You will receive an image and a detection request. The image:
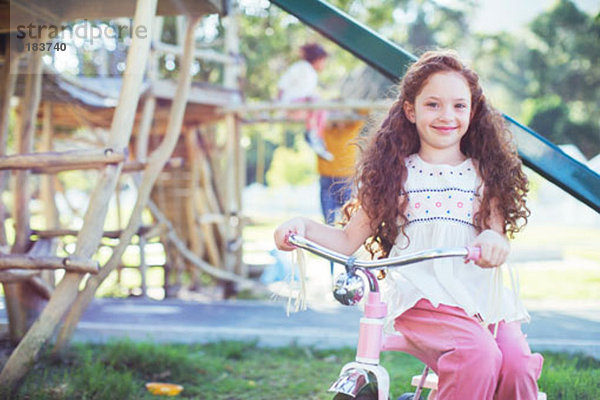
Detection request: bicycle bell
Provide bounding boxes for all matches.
[332,271,365,306]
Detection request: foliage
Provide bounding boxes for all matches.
[328,0,475,53]
[9,340,600,399]
[243,125,280,184]
[265,133,317,187]
[472,0,599,158]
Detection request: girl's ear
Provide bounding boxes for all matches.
[403,101,416,123]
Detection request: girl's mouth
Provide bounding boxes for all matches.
[433,126,457,133]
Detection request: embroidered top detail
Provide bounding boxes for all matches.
[381,153,530,334]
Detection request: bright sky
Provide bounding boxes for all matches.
[471,0,599,33]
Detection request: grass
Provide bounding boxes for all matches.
[4,340,600,400]
[518,265,600,301]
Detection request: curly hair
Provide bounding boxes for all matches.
[344,50,530,259]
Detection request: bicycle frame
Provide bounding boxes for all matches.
[287,234,480,399]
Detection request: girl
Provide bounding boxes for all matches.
[277,43,333,161]
[274,50,543,399]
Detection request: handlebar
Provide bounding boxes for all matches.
[287,234,480,270]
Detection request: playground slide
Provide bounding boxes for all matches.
[270,0,600,213]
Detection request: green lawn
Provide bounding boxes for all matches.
[519,265,600,300]
[5,340,600,400]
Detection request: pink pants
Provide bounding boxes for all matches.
[394,299,543,400]
[288,97,328,138]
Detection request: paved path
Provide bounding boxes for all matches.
[2,297,597,358]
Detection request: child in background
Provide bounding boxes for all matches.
[278,43,333,161]
[274,50,543,399]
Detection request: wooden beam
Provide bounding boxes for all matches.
[9,1,62,29]
[241,112,367,125]
[0,38,19,247]
[135,42,157,163]
[223,112,243,286]
[0,148,126,171]
[5,48,44,344]
[31,226,152,239]
[0,270,38,283]
[0,255,99,274]
[138,235,148,297]
[153,41,238,65]
[222,99,391,113]
[184,127,203,289]
[141,222,168,240]
[39,102,59,287]
[121,157,184,172]
[135,95,156,163]
[61,0,221,20]
[29,276,53,300]
[151,79,240,106]
[196,213,226,224]
[13,50,43,253]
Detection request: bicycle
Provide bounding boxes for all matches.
[286,234,547,400]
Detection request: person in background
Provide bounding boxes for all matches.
[278,43,332,161]
[318,119,363,224]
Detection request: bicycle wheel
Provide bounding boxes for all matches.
[332,382,378,400]
[333,391,377,400]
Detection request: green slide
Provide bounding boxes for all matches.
[270,0,600,213]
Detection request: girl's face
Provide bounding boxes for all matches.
[403,71,472,159]
[312,57,327,72]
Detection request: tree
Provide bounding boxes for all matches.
[472,0,600,158]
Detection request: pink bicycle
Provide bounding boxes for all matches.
[287,234,547,400]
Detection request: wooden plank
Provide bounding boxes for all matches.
[223,99,391,113]
[5,0,222,28]
[0,38,19,247]
[195,187,222,268]
[39,102,58,287]
[13,50,43,253]
[152,79,241,106]
[5,49,44,344]
[0,270,38,283]
[153,41,237,65]
[0,255,99,274]
[31,227,152,239]
[0,148,126,171]
[136,95,156,163]
[184,128,203,288]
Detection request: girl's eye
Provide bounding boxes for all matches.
[425,102,438,108]
[455,103,468,109]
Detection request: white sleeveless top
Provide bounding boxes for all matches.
[381,154,530,332]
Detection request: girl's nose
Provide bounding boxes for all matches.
[439,105,454,120]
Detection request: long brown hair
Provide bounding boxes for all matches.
[345,50,530,258]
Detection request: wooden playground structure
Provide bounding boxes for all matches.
[0,0,395,388]
[0,0,251,388]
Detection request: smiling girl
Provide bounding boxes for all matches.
[274,50,543,399]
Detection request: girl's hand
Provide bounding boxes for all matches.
[274,217,307,251]
[470,229,510,268]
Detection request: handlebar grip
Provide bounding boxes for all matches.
[465,247,481,262]
[284,232,297,247]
